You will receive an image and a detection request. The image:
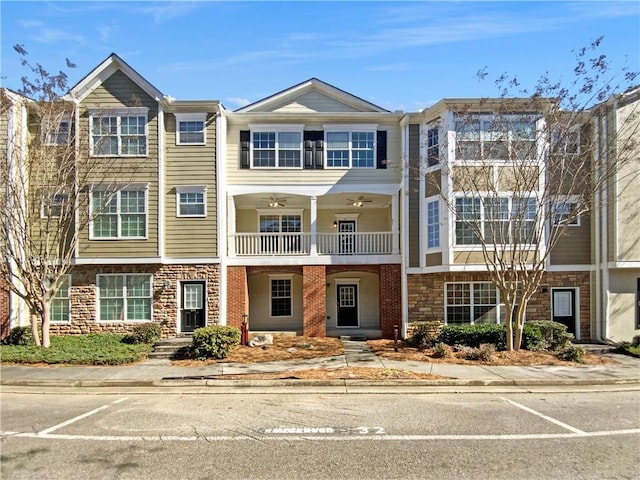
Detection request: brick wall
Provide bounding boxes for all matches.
[303,265,326,337]
[48,263,220,338]
[407,271,592,341]
[379,264,402,337]
[226,266,248,329]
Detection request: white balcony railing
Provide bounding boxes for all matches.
[233,232,394,256]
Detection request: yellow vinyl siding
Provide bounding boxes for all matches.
[77,70,159,258]
[248,273,304,332]
[226,122,402,185]
[164,112,218,258]
[269,91,363,113]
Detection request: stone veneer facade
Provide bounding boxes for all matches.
[48,264,220,338]
[407,271,591,341]
[0,279,10,339]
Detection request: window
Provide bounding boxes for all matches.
[50,275,71,323]
[97,274,152,322]
[446,282,501,324]
[552,198,580,226]
[270,277,292,317]
[426,199,440,248]
[176,114,206,145]
[41,191,69,218]
[42,115,70,145]
[455,196,537,246]
[252,130,302,168]
[176,186,206,217]
[90,186,147,239]
[427,127,439,166]
[552,127,580,155]
[326,130,375,168]
[455,116,537,161]
[259,212,302,254]
[90,109,147,156]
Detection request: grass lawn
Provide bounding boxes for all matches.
[0,333,153,365]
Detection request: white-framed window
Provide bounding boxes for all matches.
[455,196,537,246]
[90,108,148,156]
[445,282,502,324]
[552,197,580,226]
[426,199,440,248]
[258,210,303,254]
[176,185,207,217]
[250,125,302,168]
[325,126,376,168]
[552,126,580,156]
[175,113,206,145]
[41,191,69,218]
[97,274,152,322]
[50,275,71,323]
[427,126,439,166]
[42,115,70,145]
[90,184,148,239]
[270,275,292,317]
[454,115,537,161]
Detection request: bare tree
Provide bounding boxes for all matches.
[422,38,639,350]
[0,45,144,347]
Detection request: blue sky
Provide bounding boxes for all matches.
[1,1,638,111]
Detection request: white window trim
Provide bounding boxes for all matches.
[175,113,207,146]
[50,274,71,324]
[89,107,149,157]
[96,273,154,323]
[176,185,207,218]
[257,209,304,232]
[42,114,70,146]
[249,124,304,170]
[426,197,441,251]
[324,124,378,170]
[551,195,581,227]
[40,190,69,219]
[269,274,294,319]
[89,183,149,240]
[444,281,504,325]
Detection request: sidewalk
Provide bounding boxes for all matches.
[1,342,638,390]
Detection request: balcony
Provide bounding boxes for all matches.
[233,232,395,256]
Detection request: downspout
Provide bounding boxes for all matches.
[217,107,227,325]
[73,99,81,261]
[602,112,611,341]
[400,116,409,338]
[6,99,16,329]
[157,100,165,260]
[594,115,602,341]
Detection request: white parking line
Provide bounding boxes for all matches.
[37,397,129,436]
[502,397,586,435]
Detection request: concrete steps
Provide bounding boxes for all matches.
[149,335,192,359]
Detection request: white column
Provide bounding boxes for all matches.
[392,193,399,254]
[310,195,317,255]
[227,195,236,256]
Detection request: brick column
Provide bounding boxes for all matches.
[226,266,248,329]
[0,279,10,339]
[303,265,326,337]
[380,264,402,338]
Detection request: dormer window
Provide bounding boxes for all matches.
[175,113,206,145]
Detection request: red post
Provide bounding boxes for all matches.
[241,314,249,346]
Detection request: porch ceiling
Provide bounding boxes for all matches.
[234,192,391,209]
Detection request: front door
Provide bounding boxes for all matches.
[337,284,358,327]
[181,281,206,333]
[338,220,356,254]
[552,289,576,335]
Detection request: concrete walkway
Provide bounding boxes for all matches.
[1,342,638,390]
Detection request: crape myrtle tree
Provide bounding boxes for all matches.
[422,38,639,351]
[0,45,144,347]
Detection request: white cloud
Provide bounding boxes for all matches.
[32,28,86,45]
[226,97,251,108]
[18,20,44,28]
[135,1,202,24]
[97,25,113,43]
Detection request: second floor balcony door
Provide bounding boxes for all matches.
[338,220,356,254]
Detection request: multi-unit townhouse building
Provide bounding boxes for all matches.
[1,54,638,343]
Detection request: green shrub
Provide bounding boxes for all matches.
[631,335,640,347]
[407,321,442,348]
[192,325,241,359]
[3,326,34,346]
[432,342,452,358]
[122,322,162,344]
[436,323,506,350]
[557,344,585,363]
[525,321,573,351]
[522,323,547,351]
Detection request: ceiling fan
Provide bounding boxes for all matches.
[260,196,288,208]
[346,196,372,207]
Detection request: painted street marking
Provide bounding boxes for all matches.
[259,426,386,435]
[1,429,638,443]
[502,398,586,435]
[37,397,129,436]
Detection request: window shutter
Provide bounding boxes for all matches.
[240,130,250,169]
[303,131,324,169]
[376,130,387,169]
